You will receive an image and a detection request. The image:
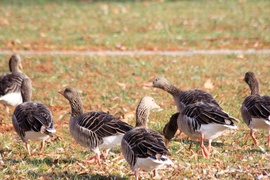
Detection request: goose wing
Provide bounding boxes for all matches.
[0,73,24,96]
[241,94,270,125]
[77,111,132,139]
[179,89,221,109]
[182,102,238,131]
[12,102,55,137]
[123,128,170,159]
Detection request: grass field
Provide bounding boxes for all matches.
[1,0,270,179]
[0,0,269,51]
[1,54,270,179]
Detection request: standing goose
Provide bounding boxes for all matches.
[121,96,173,180]
[241,72,270,151]
[59,87,133,165]
[144,77,222,148]
[12,78,56,155]
[167,102,238,158]
[144,77,221,112]
[0,54,28,114]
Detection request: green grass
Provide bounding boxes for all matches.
[0,0,269,50]
[1,54,270,179]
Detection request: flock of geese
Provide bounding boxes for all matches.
[1,54,270,179]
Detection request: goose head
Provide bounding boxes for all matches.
[244,71,260,95]
[59,87,84,117]
[163,112,179,146]
[144,77,171,90]
[9,54,23,73]
[135,96,161,128]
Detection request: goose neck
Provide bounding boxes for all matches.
[135,104,150,128]
[69,98,84,117]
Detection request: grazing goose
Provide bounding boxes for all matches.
[173,102,238,158]
[241,71,270,151]
[59,87,133,165]
[163,112,180,145]
[0,54,28,114]
[121,96,172,180]
[12,78,56,155]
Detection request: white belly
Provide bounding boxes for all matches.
[99,134,124,150]
[200,123,237,139]
[250,118,270,130]
[0,92,22,106]
[25,131,49,141]
[135,156,173,171]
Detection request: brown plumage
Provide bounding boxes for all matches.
[121,96,172,180]
[59,87,133,165]
[12,78,56,155]
[241,71,270,152]
[0,54,30,114]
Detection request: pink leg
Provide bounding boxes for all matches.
[178,131,183,138]
[188,141,193,151]
[25,142,31,156]
[153,169,160,178]
[39,141,45,153]
[84,153,101,165]
[208,139,212,152]
[200,132,209,158]
[250,129,265,152]
[268,129,270,147]
[100,149,110,159]
[134,170,139,180]
[250,129,258,145]
[5,106,10,114]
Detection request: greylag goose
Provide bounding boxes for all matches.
[164,101,238,158]
[0,54,28,114]
[144,77,222,148]
[121,96,172,180]
[144,77,221,112]
[12,78,56,155]
[241,71,270,151]
[59,87,133,165]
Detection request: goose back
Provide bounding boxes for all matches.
[0,54,30,106]
[70,110,132,150]
[178,102,238,139]
[121,96,172,174]
[241,94,270,129]
[12,102,56,142]
[121,127,171,171]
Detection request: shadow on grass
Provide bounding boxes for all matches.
[27,171,128,180]
[26,157,79,166]
[4,157,79,166]
[171,138,225,148]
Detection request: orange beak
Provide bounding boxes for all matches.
[143,81,154,87]
[19,63,23,70]
[58,90,64,96]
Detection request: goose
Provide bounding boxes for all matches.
[164,101,238,158]
[144,77,221,112]
[0,54,28,114]
[59,87,133,165]
[121,96,173,180]
[241,71,270,152]
[144,77,222,148]
[12,78,56,155]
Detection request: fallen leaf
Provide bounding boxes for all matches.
[204,79,214,90]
